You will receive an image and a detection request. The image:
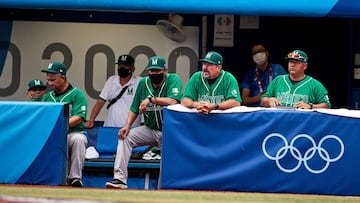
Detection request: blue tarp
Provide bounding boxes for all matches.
[161,106,360,196]
[0,0,360,18]
[0,101,68,185]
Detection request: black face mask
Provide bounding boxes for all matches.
[118,68,132,78]
[149,73,164,85]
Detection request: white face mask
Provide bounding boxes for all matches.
[253,52,267,65]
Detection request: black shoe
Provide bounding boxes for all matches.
[130,151,143,160]
[150,146,161,154]
[69,178,83,187]
[105,179,128,189]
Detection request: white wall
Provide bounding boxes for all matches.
[0,21,199,121]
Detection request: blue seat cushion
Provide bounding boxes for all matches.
[96,127,119,158]
[96,127,151,158]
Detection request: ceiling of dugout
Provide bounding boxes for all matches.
[0,0,360,18]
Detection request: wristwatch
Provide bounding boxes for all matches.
[309,103,313,109]
[215,104,219,110]
[147,95,152,103]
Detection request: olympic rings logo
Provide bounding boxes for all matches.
[262,133,344,174]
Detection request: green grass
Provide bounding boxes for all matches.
[0,185,359,203]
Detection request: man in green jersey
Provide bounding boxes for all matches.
[27,79,47,101]
[260,50,331,109]
[41,62,88,187]
[181,51,241,114]
[105,56,182,189]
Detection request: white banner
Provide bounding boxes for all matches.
[0,21,199,121]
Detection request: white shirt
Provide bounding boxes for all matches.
[99,75,141,127]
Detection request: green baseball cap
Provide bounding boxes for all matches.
[199,51,223,65]
[41,62,67,75]
[285,50,308,63]
[28,79,46,91]
[146,56,166,70]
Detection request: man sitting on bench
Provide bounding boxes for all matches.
[105,56,183,189]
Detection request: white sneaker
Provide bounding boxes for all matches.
[142,151,161,160]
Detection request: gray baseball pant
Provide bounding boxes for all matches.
[113,126,162,185]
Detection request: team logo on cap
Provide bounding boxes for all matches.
[151,58,159,66]
[33,79,42,86]
[120,55,128,62]
[205,52,213,59]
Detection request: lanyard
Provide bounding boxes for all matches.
[255,64,272,92]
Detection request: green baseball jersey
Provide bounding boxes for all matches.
[130,73,182,130]
[42,84,88,132]
[183,70,241,103]
[262,75,331,107]
[31,98,42,101]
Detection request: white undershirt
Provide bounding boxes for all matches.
[99,75,141,127]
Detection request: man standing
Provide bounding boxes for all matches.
[41,61,88,187]
[181,51,241,113]
[105,56,182,189]
[240,43,286,106]
[85,54,141,128]
[260,50,331,109]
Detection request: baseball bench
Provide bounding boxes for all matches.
[83,124,160,189]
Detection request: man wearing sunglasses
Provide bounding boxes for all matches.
[260,50,331,109]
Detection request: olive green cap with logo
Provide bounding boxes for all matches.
[285,50,308,63]
[146,56,166,70]
[28,79,46,91]
[41,61,67,75]
[199,51,223,65]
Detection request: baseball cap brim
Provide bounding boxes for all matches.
[41,69,59,74]
[28,86,46,91]
[285,57,306,62]
[199,58,217,64]
[146,66,165,70]
[116,61,134,65]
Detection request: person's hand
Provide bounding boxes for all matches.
[294,101,311,109]
[268,97,280,107]
[85,120,94,128]
[139,98,151,113]
[118,126,130,140]
[26,91,32,100]
[196,105,208,114]
[196,101,213,114]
